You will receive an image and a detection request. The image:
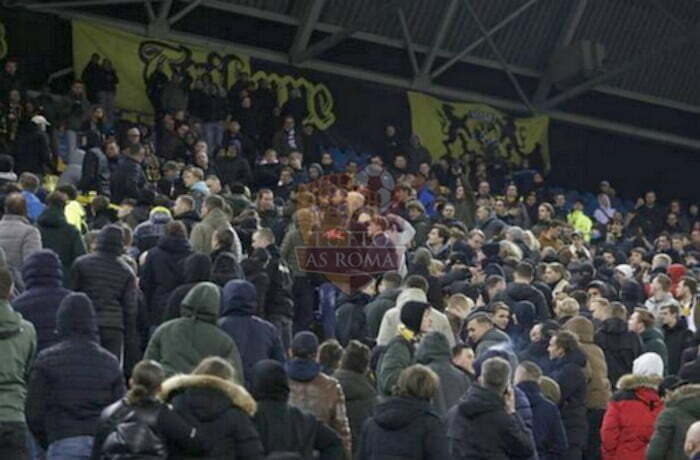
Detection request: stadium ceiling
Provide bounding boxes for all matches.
[9,0,700,150]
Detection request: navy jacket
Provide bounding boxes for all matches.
[547,349,588,448]
[25,293,126,448]
[517,380,568,460]
[12,250,72,352]
[218,280,285,388]
[141,235,192,327]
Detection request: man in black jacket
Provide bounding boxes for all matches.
[110,143,147,204]
[25,292,125,454]
[447,356,535,459]
[252,227,294,351]
[72,225,138,369]
[660,303,694,375]
[496,262,550,321]
[594,302,642,387]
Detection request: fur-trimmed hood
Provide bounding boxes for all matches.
[159,374,257,416]
[616,374,663,391]
[666,383,700,405]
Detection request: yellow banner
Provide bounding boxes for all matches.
[0,22,7,60]
[72,21,335,129]
[408,91,550,173]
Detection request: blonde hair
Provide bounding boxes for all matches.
[193,356,236,382]
[429,259,445,277]
[499,240,523,262]
[557,297,580,317]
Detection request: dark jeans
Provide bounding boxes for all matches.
[47,435,93,460]
[0,422,29,460]
[99,327,123,366]
[584,408,605,460]
[292,276,315,334]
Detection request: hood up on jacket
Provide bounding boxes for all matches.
[182,252,212,283]
[222,279,257,316]
[252,359,290,402]
[37,205,68,229]
[96,224,124,255]
[56,292,99,340]
[285,358,321,383]
[416,330,451,365]
[181,282,220,324]
[565,315,595,342]
[616,374,663,391]
[21,249,63,289]
[664,384,700,417]
[0,299,23,338]
[372,396,436,430]
[160,374,256,418]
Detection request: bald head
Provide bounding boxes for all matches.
[685,420,700,457]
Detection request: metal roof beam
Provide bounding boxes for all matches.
[23,0,151,9]
[145,0,155,22]
[157,0,172,22]
[169,0,203,25]
[26,6,700,150]
[431,0,539,79]
[293,0,405,65]
[541,23,700,110]
[290,0,327,65]
[420,0,459,76]
[398,8,420,77]
[533,0,589,103]
[463,0,535,112]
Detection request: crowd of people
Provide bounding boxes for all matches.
[1,50,700,460]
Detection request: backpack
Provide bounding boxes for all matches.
[100,401,167,460]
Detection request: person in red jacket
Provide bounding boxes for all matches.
[601,352,665,460]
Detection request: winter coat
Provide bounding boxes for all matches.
[164,253,212,323]
[416,331,470,416]
[498,282,550,321]
[474,326,513,358]
[12,250,71,352]
[600,374,663,460]
[254,400,342,460]
[72,228,138,332]
[91,396,208,460]
[595,317,643,387]
[0,299,36,423]
[377,331,416,397]
[215,155,253,187]
[190,208,240,257]
[447,384,535,460]
[141,235,192,327]
[360,396,449,460]
[679,358,700,383]
[286,358,352,454]
[663,318,694,375]
[12,125,51,175]
[565,316,612,409]
[547,349,589,448]
[640,327,669,374]
[133,211,173,255]
[335,291,371,347]
[78,147,111,196]
[333,369,377,457]
[260,244,294,319]
[218,280,285,388]
[25,293,125,448]
[377,306,454,348]
[519,339,554,374]
[110,155,147,204]
[646,384,700,460]
[517,380,568,460]
[0,214,42,274]
[37,206,86,287]
[366,288,400,339]
[144,282,243,381]
[161,374,264,460]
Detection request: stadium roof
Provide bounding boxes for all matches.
[11,0,700,149]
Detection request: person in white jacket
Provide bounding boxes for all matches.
[376,287,455,348]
